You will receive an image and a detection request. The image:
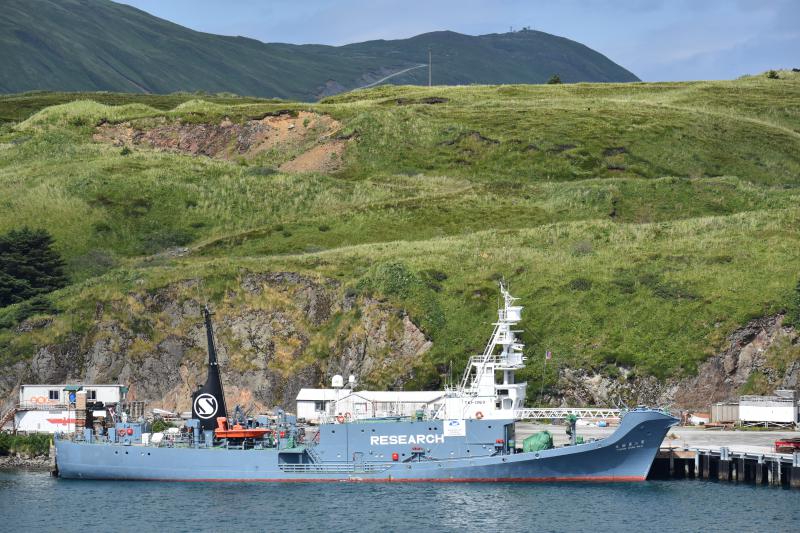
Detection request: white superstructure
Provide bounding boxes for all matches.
[7,384,126,433]
[434,282,527,419]
[296,389,445,422]
[296,282,529,422]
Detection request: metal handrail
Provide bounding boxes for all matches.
[515,407,622,420]
[16,401,70,410]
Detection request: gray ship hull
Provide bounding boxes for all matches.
[56,410,677,482]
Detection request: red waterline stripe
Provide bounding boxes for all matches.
[71,475,646,483]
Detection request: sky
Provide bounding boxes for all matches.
[117,0,798,81]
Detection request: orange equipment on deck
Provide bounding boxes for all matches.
[214,416,270,439]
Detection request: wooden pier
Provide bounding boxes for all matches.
[651,446,800,489]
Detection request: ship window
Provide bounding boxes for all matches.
[48,390,59,400]
[314,401,324,412]
[86,389,97,400]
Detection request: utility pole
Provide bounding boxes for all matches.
[428,47,432,87]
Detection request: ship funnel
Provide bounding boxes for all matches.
[191,306,228,431]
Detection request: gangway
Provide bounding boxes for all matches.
[515,407,622,420]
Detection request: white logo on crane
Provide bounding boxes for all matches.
[193,393,218,419]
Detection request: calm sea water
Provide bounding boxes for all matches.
[1,470,798,532]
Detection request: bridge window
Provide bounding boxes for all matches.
[314,401,324,412]
[86,389,97,400]
[48,390,59,401]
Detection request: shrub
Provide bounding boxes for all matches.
[150,419,174,433]
[0,294,59,330]
[0,433,51,457]
[766,70,779,79]
[547,74,562,84]
[572,240,593,256]
[567,278,592,291]
[120,146,132,156]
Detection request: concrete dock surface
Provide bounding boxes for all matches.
[516,422,798,454]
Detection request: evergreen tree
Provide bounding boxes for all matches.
[0,228,67,307]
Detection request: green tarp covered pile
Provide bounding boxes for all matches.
[522,430,554,452]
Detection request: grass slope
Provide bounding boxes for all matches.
[0,0,637,100]
[1,72,798,397]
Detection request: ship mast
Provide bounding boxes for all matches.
[191,306,228,430]
[456,282,527,418]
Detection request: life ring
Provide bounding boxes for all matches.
[475,411,484,420]
[336,415,345,423]
[345,412,352,420]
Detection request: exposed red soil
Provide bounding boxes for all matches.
[94,111,347,173]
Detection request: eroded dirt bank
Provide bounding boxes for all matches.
[94,111,348,173]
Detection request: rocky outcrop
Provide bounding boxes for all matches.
[673,314,799,407]
[552,315,799,409]
[0,272,431,415]
[557,368,676,408]
[2,272,796,416]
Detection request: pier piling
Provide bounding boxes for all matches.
[653,447,797,489]
[793,454,800,489]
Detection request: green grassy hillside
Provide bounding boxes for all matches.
[1,72,798,398]
[0,0,637,100]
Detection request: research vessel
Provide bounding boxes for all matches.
[54,285,677,482]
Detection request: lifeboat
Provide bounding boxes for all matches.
[214,416,270,439]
